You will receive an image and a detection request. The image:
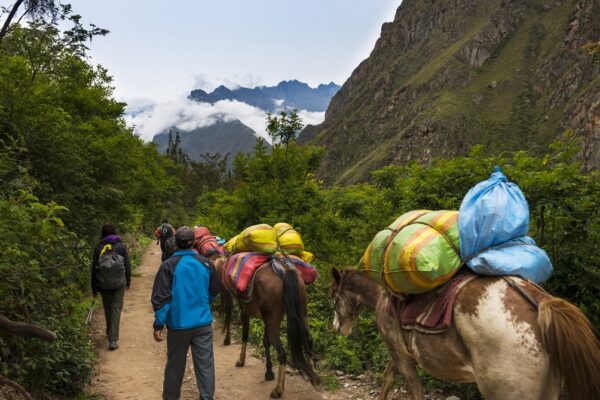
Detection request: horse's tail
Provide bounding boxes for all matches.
[281,266,321,388]
[538,297,600,400]
[213,256,233,345]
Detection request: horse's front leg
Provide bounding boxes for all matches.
[266,321,286,398]
[235,311,250,367]
[263,323,275,381]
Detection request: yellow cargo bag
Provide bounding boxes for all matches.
[224,235,239,253]
[274,223,304,256]
[301,251,314,263]
[233,224,278,254]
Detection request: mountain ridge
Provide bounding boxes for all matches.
[189,80,340,112]
[300,0,600,184]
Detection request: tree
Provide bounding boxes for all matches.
[0,0,62,45]
[0,1,108,52]
[266,109,303,150]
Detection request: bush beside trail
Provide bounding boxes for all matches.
[200,138,600,397]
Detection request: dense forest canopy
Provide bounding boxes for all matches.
[1,3,599,399]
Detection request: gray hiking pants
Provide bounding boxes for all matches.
[163,324,214,400]
[100,286,125,342]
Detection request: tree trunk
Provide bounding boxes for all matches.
[0,0,26,47]
[0,374,33,400]
[0,314,57,341]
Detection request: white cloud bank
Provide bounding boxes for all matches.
[125,98,325,143]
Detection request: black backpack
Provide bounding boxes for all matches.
[161,236,176,261]
[160,223,174,241]
[96,244,126,290]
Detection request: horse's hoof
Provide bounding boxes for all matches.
[310,376,322,390]
[270,387,283,398]
[223,338,231,346]
[235,360,245,367]
[265,371,275,381]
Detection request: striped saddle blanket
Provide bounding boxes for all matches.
[223,252,318,294]
[388,270,477,334]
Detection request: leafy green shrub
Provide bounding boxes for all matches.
[198,137,600,391]
[0,191,94,395]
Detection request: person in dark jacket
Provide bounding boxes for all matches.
[154,218,176,261]
[151,226,220,400]
[91,223,131,350]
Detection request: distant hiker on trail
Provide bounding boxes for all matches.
[155,218,176,261]
[91,223,131,351]
[151,226,220,400]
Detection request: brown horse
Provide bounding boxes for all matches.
[215,257,321,398]
[330,268,600,400]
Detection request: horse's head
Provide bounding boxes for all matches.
[330,267,364,336]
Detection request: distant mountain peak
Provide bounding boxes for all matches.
[188,80,340,113]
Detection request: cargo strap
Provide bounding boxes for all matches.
[502,276,539,311]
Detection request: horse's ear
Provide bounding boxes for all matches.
[332,267,341,284]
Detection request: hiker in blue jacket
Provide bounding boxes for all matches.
[151,226,220,400]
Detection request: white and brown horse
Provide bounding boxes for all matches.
[330,268,600,400]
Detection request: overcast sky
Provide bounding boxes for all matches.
[67,0,399,104]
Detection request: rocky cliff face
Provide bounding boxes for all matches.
[300,0,600,184]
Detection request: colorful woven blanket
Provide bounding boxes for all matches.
[193,226,224,258]
[223,252,318,294]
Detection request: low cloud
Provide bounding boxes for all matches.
[125,98,325,143]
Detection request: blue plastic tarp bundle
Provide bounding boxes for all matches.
[458,167,552,284]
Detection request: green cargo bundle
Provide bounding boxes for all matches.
[358,210,462,295]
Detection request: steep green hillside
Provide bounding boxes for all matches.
[301,0,600,184]
[153,119,269,166]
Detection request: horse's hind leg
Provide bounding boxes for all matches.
[221,289,233,346]
[235,311,250,367]
[379,361,397,400]
[266,320,286,398]
[263,323,275,381]
[396,357,423,400]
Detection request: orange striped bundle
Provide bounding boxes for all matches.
[358,210,462,295]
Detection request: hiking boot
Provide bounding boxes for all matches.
[109,341,119,350]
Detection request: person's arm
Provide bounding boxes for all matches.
[151,261,174,330]
[91,246,99,295]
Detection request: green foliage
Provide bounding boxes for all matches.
[198,136,600,395]
[0,19,212,397]
[0,190,94,395]
[266,110,303,149]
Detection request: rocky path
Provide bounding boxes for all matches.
[88,242,392,400]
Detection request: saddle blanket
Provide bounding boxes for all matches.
[389,270,477,334]
[223,252,318,294]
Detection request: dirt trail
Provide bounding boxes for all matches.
[89,243,353,400]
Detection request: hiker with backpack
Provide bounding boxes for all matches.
[155,219,176,261]
[152,226,220,400]
[91,223,132,351]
